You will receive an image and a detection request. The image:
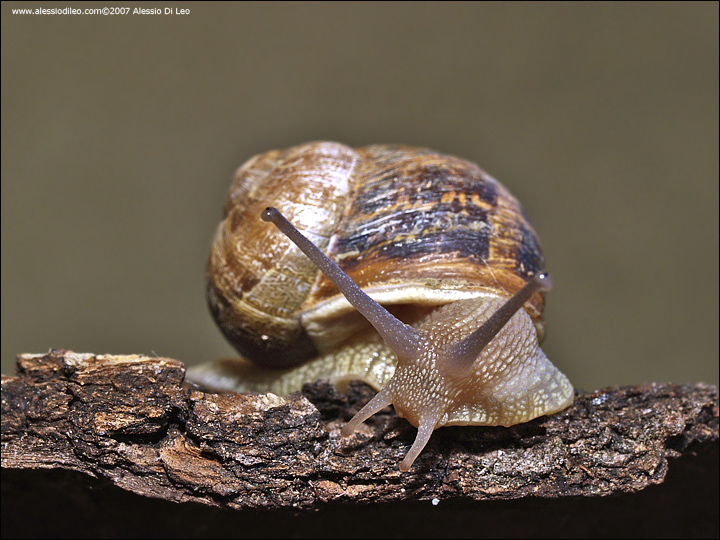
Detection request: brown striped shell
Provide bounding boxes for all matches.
[206,141,547,370]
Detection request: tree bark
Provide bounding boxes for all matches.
[2,350,718,536]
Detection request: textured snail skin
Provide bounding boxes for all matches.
[191,141,574,471]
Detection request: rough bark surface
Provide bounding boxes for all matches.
[2,350,718,516]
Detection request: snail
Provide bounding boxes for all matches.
[190,141,573,471]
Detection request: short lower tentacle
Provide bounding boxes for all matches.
[399,411,442,471]
[341,385,394,437]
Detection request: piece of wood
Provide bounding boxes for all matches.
[2,350,717,516]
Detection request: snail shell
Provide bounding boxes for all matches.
[206,142,547,366]
[192,141,573,471]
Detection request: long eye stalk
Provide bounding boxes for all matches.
[262,207,421,361]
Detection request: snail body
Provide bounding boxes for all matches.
[191,141,573,471]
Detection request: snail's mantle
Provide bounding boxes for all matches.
[2,350,717,537]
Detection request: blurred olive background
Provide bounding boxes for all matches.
[2,2,717,390]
